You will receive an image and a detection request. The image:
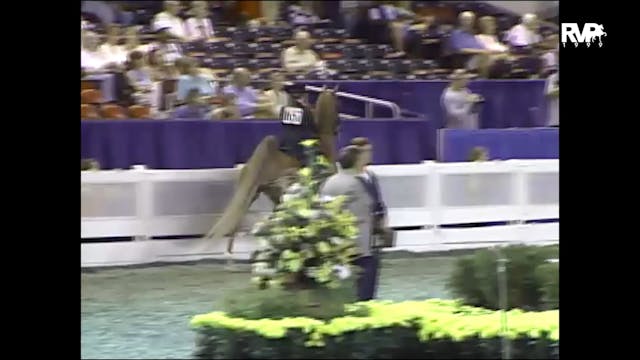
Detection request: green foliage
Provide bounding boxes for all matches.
[250,139,360,290]
[448,245,559,310]
[191,299,559,359]
[223,284,359,320]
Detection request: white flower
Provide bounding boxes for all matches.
[330,237,344,245]
[319,195,335,203]
[332,265,351,280]
[282,194,294,203]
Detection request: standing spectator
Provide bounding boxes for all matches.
[172,88,210,119]
[126,51,155,110]
[505,13,542,47]
[186,1,215,41]
[441,69,484,129]
[99,24,127,66]
[541,33,559,74]
[176,57,217,103]
[148,27,184,66]
[263,72,291,118]
[545,70,559,127]
[449,11,496,77]
[281,30,321,73]
[153,0,187,41]
[81,31,109,74]
[320,145,378,301]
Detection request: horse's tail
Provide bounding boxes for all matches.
[206,135,279,241]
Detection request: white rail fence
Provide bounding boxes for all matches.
[81,160,558,267]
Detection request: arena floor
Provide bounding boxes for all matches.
[81,255,458,359]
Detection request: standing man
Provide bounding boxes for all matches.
[545,69,559,127]
[321,146,379,301]
[441,69,484,129]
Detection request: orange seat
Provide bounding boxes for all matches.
[81,104,99,119]
[128,105,151,119]
[81,80,97,91]
[81,89,103,104]
[100,104,126,119]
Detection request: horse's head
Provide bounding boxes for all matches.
[315,85,340,135]
[314,85,340,167]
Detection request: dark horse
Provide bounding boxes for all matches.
[205,87,340,266]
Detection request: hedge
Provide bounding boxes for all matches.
[191,299,559,359]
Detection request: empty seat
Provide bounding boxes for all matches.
[100,104,126,119]
[128,105,151,119]
[81,104,99,119]
[81,89,103,104]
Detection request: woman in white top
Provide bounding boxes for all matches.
[153,0,187,41]
[262,72,291,118]
[99,25,127,67]
[476,16,509,55]
[185,1,215,41]
[81,31,109,73]
[123,26,149,55]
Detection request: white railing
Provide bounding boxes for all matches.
[81,160,558,267]
[304,85,402,118]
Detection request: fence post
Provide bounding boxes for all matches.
[427,162,442,244]
[133,165,152,241]
[509,160,528,244]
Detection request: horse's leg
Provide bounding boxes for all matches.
[225,186,264,271]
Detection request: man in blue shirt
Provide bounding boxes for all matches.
[172,88,209,119]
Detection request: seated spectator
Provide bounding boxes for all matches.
[545,70,559,127]
[286,1,320,26]
[148,49,179,81]
[405,15,438,58]
[505,13,542,48]
[172,88,210,119]
[281,30,321,74]
[153,0,187,41]
[368,1,415,48]
[176,57,217,103]
[263,72,291,117]
[123,26,149,55]
[126,51,156,111]
[441,69,484,129]
[186,1,215,41]
[99,24,127,67]
[148,27,184,66]
[81,31,109,74]
[222,68,272,118]
[449,11,499,78]
[476,16,509,55]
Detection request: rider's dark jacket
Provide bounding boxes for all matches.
[278,98,318,163]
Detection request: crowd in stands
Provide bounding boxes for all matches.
[81,1,559,120]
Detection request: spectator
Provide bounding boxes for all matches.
[176,57,217,103]
[545,70,559,127]
[476,16,509,55]
[81,31,109,73]
[186,1,215,41]
[123,26,148,54]
[153,0,187,41]
[281,30,321,73]
[286,1,320,26]
[126,51,155,110]
[505,13,542,47]
[405,15,437,58]
[468,147,489,162]
[263,72,291,117]
[368,1,415,48]
[450,11,501,77]
[221,68,263,118]
[148,49,179,81]
[320,145,378,301]
[172,88,210,119]
[441,69,484,129]
[148,27,184,66]
[99,24,127,66]
[81,1,116,25]
[541,33,559,73]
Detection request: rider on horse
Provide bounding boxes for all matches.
[278,83,323,165]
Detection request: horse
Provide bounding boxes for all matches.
[204,87,340,265]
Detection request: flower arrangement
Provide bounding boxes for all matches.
[250,139,360,290]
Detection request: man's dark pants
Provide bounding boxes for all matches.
[354,254,380,301]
